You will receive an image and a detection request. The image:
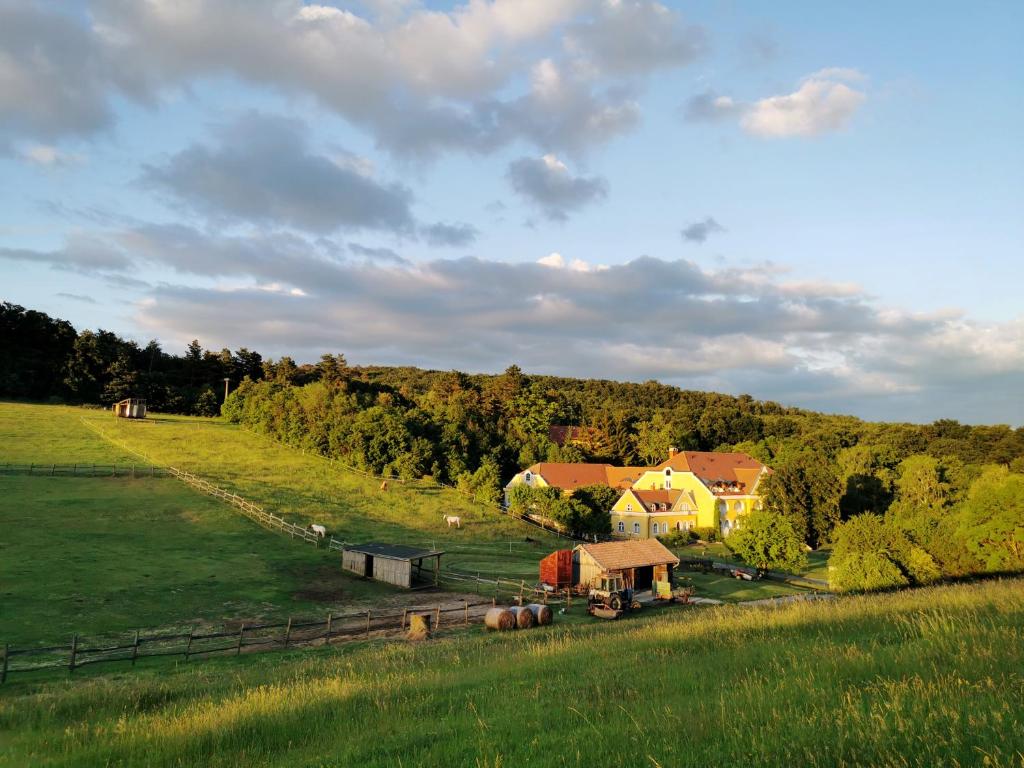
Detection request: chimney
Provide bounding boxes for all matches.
[668,446,678,459]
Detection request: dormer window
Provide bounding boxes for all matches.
[524,471,532,483]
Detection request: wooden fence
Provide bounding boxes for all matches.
[166,466,343,550]
[239,426,582,541]
[0,463,168,478]
[0,599,500,684]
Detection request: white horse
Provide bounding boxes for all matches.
[442,515,461,528]
[310,524,327,538]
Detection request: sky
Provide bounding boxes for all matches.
[1,0,1022,425]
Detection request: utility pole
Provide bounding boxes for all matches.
[223,377,231,402]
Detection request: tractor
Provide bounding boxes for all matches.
[587,573,641,617]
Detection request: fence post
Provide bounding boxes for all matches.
[1,643,8,684]
[132,464,136,479]
[366,610,371,639]
[401,608,408,630]
[29,463,33,476]
[69,634,78,674]
[283,618,292,648]
[185,626,195,662]
[464,601,469,626]
[326,613,333,640]
[50,463,55,476]
[435,605,441,630]
[236,624,246,655]
[131,631,140,666]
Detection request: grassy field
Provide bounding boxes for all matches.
[0,403,138,464]
[1,579,1021,767]
[0,476,393,645]
[1,400,814,649]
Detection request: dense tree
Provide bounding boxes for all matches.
[830,514,940,592]
[958,468,1024,572]
[761,453,843,547]
[725,511,807,572]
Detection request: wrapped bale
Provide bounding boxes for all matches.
[527,603,553,626]
[510,605,535,629]
[484,607,516,631]
[407,613,431,641]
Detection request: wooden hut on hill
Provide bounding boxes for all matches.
[341,543,444,589]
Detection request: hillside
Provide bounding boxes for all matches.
[1,579,1021,767]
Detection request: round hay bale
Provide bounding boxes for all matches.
[484,607,515,631]
[510,605,535,629]
[407,613,431,641]
[527,603,553,626]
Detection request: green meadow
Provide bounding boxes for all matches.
[0,402,817,651]
[1,579,1021,767]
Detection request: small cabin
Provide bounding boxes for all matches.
[573,539,679,595]
[341,543,444,589]
[112,398,147,419]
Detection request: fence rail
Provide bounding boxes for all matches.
[239,426,581,541]
[1,599,502,684]
[0,463,169,478]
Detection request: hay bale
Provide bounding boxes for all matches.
[510,605,535,629]
[484,607,515,631]
[527,603,553,626]
[407,613,431,641]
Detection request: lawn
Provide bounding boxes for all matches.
[0,402,138,464]
[0,476,394,645]
[1,578,1021,767]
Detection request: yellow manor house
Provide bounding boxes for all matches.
[506,450,771,539]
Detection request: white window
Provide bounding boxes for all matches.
[633,522,641,534]
[524,471,532,483]
[661,523,668,534]
[626,503,633,512]
[664,468,672,489]
[617,521,625,533]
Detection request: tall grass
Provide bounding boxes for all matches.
[2,579,1022,767]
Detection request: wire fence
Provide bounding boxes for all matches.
[0,599,507,684]
[0,462,169,478]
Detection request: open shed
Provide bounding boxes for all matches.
[112,398,147,419]
[574,539,679,594]
[341,543,444,589]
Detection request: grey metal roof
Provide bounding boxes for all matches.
[344,543,445,561]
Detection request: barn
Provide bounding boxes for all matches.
[574,539,679,595]
[341,543,445,589]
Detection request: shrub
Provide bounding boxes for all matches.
[694,526,718,543]
[656,529,692,548]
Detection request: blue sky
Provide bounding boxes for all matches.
[1,1,1022,424]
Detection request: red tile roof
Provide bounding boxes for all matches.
[527,463,614,491]
[577,539,680,571]
[655,451,769,495]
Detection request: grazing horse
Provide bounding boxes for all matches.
[310,524,327,538]
[442,514,461,528]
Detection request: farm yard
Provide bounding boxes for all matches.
[6,401,1021,766]
[0,401,830,680]
[1,579,1022,767]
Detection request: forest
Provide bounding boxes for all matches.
[4,300,1023,588]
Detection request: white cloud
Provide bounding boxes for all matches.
[684,68,867,139]
[19,144,83,167]
[741,69,867,138]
